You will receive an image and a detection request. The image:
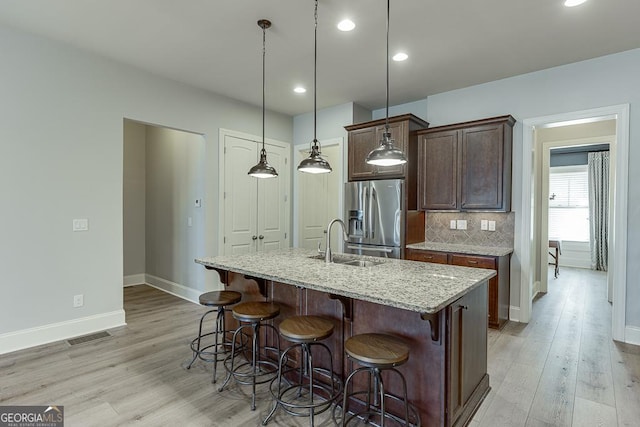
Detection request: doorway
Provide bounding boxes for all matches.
[519,105,629,342]
[537,122,615,297]
[294,138,343,251]
[122,119,206,303]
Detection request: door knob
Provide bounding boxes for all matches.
[252,235,258,240]
[259,235,264,240]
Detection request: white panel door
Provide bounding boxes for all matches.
[222,131,290,255]
[297,144,342,250]
[257,142,288,252]
[224,135,258,254]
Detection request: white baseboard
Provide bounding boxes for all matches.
[0,310,126,355]
[624,326,640,346]
[509,305,521,322]
[123,274,146,287]
[144,274,200,304]
[532,280,541,297]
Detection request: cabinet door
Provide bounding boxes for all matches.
[373,120,407,178]
[348,127,378,180]
[418,130,459,210]
[348,120,410,181]
[460,124,505,210]
[447,284,488,426]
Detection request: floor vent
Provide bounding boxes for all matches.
[67,331,111,346]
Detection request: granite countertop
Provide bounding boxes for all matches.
[406,241,514,257]
[195,248,495,314]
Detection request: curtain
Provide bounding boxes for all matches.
[588,151,609,271]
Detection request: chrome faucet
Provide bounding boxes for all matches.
[324,218,349,263]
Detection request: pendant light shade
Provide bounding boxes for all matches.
[248,19,278,179]
[297,143,332,173]
[297,0,332,174]
[365,0,407,167]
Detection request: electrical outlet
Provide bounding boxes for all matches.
[73,294,84,308]
[488,220,496,231]
[456,220,467,230]
[449,220,457,230]
[481,220,488,231]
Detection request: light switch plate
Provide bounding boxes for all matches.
[481,220,488,231]
[73,219,89,231]
[449,220,457,230]
[488,220,496,231]
[456,220,467,230]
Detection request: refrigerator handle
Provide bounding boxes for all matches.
[370,187,376,239]
[363,186,369,239]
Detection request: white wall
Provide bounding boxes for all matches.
[424,48,640,327]
[372,98,428,122]
[0,24,292,352]
[123,120,146,281]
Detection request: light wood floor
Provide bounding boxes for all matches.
[470,266,640,427]
[1,268,639,426]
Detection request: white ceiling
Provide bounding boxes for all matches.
[0,0,638,117]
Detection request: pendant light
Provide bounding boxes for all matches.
[297,0,332,174]
[365,0,407,167]
[248,19,278,179]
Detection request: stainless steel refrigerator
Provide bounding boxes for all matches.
[344,179,403,258]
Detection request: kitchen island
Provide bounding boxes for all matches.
[196,248,495,427]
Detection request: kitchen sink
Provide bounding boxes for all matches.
[308,254,382,267]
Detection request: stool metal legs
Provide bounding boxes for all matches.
[341,366,416,426]
[218,320,280,411]
[263,342,341,426]
[187,306,230,384]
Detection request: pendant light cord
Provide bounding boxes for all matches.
[385,0,390,135]
[262,21,266,154]
[313,0,318,148]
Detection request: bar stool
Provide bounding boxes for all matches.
[187,290,242,383]
[262,315,342,426]
[340,333,420,426]
[218,301,281,411]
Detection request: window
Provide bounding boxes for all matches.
[548,165,590,242]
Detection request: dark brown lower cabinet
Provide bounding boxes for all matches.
[448,283,489,426]
[206,266,490,427]
[406,248,510,329]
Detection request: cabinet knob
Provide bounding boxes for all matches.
[468,260,478,265]
[259,235,264,240]
[252,235,258,240]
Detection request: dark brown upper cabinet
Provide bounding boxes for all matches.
[345,114,429,182]
[417,115,515,212]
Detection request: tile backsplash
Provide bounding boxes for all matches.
[425,212,515,247]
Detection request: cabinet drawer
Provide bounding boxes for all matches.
[450,254,496,270]
[406,249,448,264]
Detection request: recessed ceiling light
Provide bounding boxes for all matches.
[392,52,408,62]
[564,0,587,7]
[337,19,355,32]
[294,86,306,94]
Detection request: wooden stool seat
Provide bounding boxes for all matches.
[345,333,409,368]
[232,301,280,322]
[341,333,419,426]
[199,290,242,307]
[278,315,334,342]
